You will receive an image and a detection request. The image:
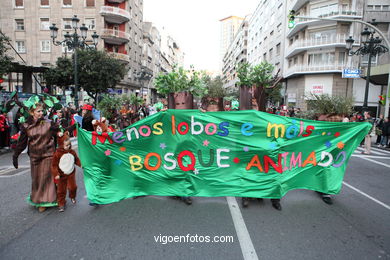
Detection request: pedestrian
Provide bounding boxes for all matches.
[375,115,384,145]
[380,117,390,148]
[362,112,373,155]
[12,101,75,212]
[51,131,81,212]
[81,104,94,131]
[0,106,10,149]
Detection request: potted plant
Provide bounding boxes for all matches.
[154,65,207,109]
[201,75,226,111]
[305,94,355,122]
[237,62,282,112]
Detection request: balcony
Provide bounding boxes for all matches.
[100,29,130,45]
[286,34,360,58]
[287,9,363,37]
[107,52,130,63]
[100,6,130,24]
[285,62,359,78]
[106,0,127,3]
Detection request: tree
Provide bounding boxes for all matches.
[42,57,73,92]
[205,76,225,98]
[251,61,277,111]
[71,49,125,105]
[237,62,282,111]
[154,65,207,97]
[0,32,13,83]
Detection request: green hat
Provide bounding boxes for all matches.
[53,103,63,111]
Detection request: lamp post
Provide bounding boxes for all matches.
[345,22,388,114]
[136,68,153,101]
[49,15,99,109]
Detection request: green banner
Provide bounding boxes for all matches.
[78,110,370,204]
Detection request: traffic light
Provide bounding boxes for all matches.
[288,10,296,29]
[379,95,386,105]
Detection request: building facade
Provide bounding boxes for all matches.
[283,0,367,110]
[361,1,390,116]
[219,16,244,72]
[222,18,248,94]
[0,0,183,104]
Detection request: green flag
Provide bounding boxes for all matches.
[78,110,370,204]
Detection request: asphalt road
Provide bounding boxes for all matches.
[0,141,389,260]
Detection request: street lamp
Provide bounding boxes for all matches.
[135,68,153,100]
[346,20,389,113]
[49,15,99,109]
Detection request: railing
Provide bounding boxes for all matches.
[100,29,130,40]
[100,6,130,21]
[296,8,362,23]
[106,0,126,3]
[286,62,359,75]
[107,52,130,63]
[287,34,359,55]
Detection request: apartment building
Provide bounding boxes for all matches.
[222,18,249,94]
[219,16,244,72]
[283,0,365,109]
[0,0,153,98]
[359,1,390,116]
[142,22,161,103]
[159,27,184,73]
[247,0,287,73]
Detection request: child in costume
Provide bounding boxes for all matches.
[51,131,81,212]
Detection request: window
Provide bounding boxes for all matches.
[40,0,49,6]
[263,53,267,61]
[308,52,335,66]
[40,18,50,30]
[15,0,23,7]
[85,18,95,30]
[367,5,374,11]
[15,19,24,30]
[338,52,345,64]
[383,5,389,11]
[62,42,73,53]
[16,41,26,53]
[362,54,377,65]
[86,0,94,7]
[276,43,281,56]
[269,48,273,60]
[40,40,51,52]
[63,0,71,7]
[63,18,72,30]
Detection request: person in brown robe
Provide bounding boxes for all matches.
[13,103,75,212]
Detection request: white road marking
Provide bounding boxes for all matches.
[352,155,390,159]
[226,196,258,260]
[355,146,390,156]
[343,181,390,210]
[352,156,390,168]
[0,168,30,178]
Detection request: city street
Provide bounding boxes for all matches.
[0,140,389,260]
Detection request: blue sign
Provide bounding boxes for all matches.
[342,69,361,78]
[107,88,123,94]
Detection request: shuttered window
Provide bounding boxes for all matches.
[86,0,94,7]
[15,0,23,7]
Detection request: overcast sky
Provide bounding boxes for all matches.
[143,0,260,72]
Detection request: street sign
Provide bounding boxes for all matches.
[342,68,361,78]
